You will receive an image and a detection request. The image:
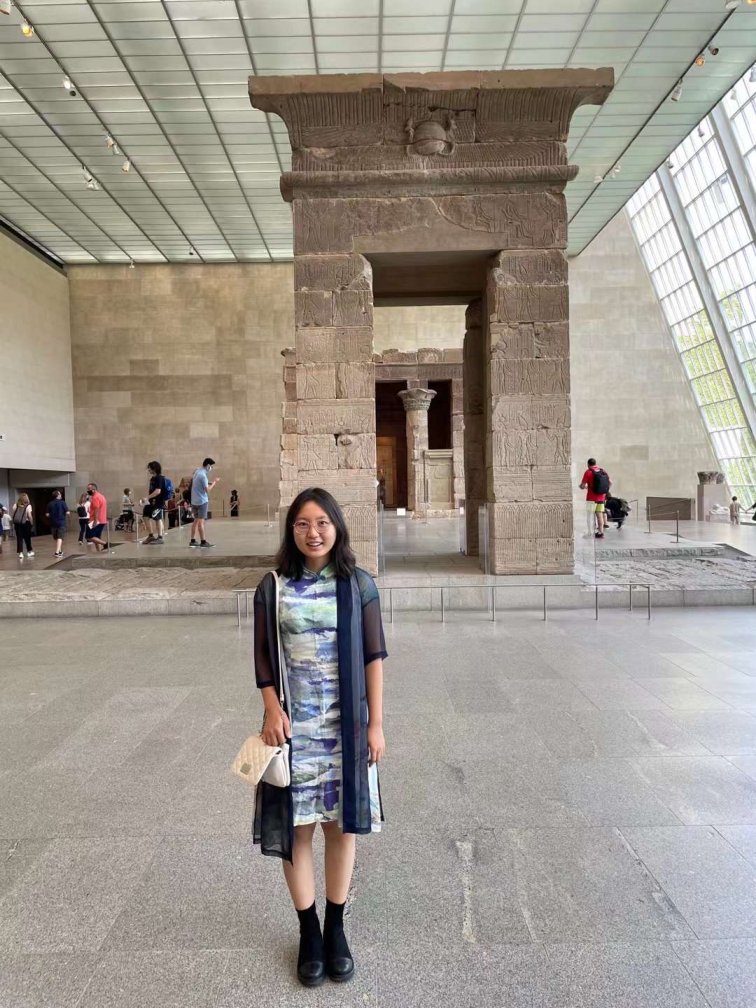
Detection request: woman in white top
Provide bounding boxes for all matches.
[76,492,90,543]
[13,493,34,559]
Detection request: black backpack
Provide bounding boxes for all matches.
[592,468,610,495]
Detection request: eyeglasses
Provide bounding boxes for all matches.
[292,519,333,535]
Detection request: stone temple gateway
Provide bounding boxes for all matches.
[249,70,613,575]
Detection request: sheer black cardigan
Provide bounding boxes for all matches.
[252,567,387,862]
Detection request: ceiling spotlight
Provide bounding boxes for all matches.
[86,178,99,191]
[612,163,621,175]
[698,125,706,138]
[593,174,603,183]
[724,0,739,8]
[128,259,135,270]
[750,67,756,83]
[63,77,71,89]
[694,53,705,67]
[188,247,195,257]
[20,19,34,36]
[106,135,119,154]
[730,88,738,100]
[707,46,719,56]
[666,159,674,169]
[121,158,131,173]
[0,0,11,16]
[670,80,683,102]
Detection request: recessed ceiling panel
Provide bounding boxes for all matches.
[0,0,754,264]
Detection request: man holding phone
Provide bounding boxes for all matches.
[189,457,219,548]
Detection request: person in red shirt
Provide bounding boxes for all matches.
[579,457,611,539]
[85,482,108,552]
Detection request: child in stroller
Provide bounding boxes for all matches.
[115,488,135,532]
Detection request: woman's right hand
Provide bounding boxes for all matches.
[261,706,290,746]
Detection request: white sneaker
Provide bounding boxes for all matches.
[18,553,23,559]
[27,551,35,557]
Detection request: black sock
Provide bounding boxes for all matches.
[296,902,323,966]
[324,899,351,959]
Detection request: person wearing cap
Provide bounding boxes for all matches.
[189,457,219,548]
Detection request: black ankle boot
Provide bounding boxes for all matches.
[296,902,325,987]
[324,898,354,983]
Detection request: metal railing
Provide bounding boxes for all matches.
[233,581,652,627]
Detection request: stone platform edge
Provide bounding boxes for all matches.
[1,586,754,618]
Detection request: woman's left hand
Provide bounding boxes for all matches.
[367,724,385,766]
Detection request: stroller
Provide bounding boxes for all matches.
[114,510,134,532]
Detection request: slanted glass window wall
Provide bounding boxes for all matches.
[627,65,756,505]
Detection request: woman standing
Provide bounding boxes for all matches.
[253,487,386,988]
[13,493,34,559]
[76,492,90,543]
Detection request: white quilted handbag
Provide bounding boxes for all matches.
[231,734,290,788]
[231,571,291,789]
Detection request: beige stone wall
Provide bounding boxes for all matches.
[569,211,718,512]
[0,231,74,472]
[67,263,292,516]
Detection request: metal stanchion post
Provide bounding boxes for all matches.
[236,594,241,628]
[245,592,250,620]
[595,585,599,620]
[543,585,547,622]
[647,585,651,621]
[629,583,633,612]
[389,589,394,624]
[107,519,112,554]
[440,587,445,623]
[676,511,679,543]
[646,506,651,535]
[490,585,495,622]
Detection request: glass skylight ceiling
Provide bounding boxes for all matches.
[627,63,756,503]
[0,0,755,263]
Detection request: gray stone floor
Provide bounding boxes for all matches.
[2,607,756,1006]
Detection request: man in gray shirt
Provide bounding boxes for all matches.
[189,457,219,548]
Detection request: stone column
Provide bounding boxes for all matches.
[290,251,377,568]
[398,388,436,515]
[485,251,572,574]
[463,298,484,555]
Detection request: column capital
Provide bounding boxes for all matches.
[398,388,436,412]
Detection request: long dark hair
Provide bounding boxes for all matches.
[147,460,162,476]
[276,487,356,579]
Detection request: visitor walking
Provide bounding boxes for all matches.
[230,489,240,518]
[253,487,386,988]
[141,461,168,545]
[85,483,108,551]
[46,489,70,558]
[76,493,89,543]
[189,457,219,548]
[1,505,10,543]
[580,457,611,539]
[13,493,34,559]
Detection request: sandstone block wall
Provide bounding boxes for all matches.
[67,263,292,516]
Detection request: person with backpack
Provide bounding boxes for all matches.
[13,493,34,559]
[580,457,611,539]
[189,457,219,548]
[140,461,172,545]
[46,489,70,559]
